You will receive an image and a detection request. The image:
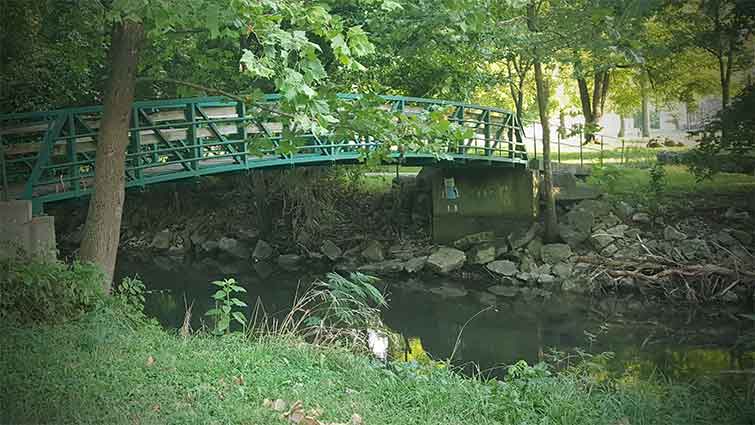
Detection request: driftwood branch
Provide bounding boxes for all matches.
[574,253,754,302]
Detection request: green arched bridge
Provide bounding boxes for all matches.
[0,94,527,213]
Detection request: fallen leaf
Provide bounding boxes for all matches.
[614,418,630,425]
[234,375,245,385]
[273,399,288,412]
[350,413,363,425]
[263,398,273,408]
[145,356,155,367]
[151,404,160,412]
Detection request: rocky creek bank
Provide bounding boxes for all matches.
[51,174,754,306]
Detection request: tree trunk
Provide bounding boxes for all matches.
[640,72,651,138]
[80,20,144,292]
[528,1,558,243]
[618,114,625,138]
[577,71,609,144]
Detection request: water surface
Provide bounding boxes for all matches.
[116,258,754,382]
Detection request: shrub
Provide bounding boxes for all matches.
[0,259,105,324]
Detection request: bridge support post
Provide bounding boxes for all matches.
[420,166,538,243]
[0,200,56,262]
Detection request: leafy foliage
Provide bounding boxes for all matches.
[114,275,147,324]
[0,259,104,324]
[687,84,755,178]
[205,278,248,335]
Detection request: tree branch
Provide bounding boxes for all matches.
[136,77,295,119]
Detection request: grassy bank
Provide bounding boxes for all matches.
[2,304,753,425]
[589,164,755,198]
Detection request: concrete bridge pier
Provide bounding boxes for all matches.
[419,167,538,243]
[0,200,57,262]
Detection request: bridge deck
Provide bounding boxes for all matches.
[0,94,527,212]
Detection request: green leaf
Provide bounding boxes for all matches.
[212,290,226,300]
[231,298,248,307]
[232,311,247,325]
[222,305,231,314]
[205,308,220,317]
[381,0,403,11]
[231,285,247,293]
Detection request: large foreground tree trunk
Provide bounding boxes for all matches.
[528,1,558,243]
[80,20,144,291]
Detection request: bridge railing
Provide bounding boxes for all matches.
[0,94,527,211]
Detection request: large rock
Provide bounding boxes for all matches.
[219,237,250,259]
[723,207,750,221]
[606,224,629,237]
[537,274,556,284]
[679,238,711,260]
[453,231,495,250]
[486,260,518,276]
[151,229,172,250]
[552,262,573,279]
[576,199,612,216]
[590,233,614,250]
[321,240,342,261]
[559,208,594,247]
[487,285,518,297]
[526,237,543,260]
[252,239,274,261]
[426,247,466,274]
[632,212,651,224]
[663,226,687,241]
[361,240,385,262]
[519,254,536,273]
[403,256,427,273]
[358,259,405,275]
[614,201,635,220]
[730,229,753,245]
[712,230,737,246]
[508,223,539,250]
[467,243,496,265]
[277,254,303,271]
[540,243,573,264]
[200,240,219,253]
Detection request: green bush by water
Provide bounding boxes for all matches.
[0,259,104,324]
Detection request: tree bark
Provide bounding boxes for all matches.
[618,114,625,138]
[80,20,144,292]
[528,1,558,243]
[577,70,609,144]
[640,72,651,138]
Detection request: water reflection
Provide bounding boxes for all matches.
[116,258,754,382]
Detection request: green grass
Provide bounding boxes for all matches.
[548,146,687,166]
[1,306,752,425]
[591,164,755,197]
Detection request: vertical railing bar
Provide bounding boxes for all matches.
[131,106,144,187]
[237,101,248,166]
[188,102,199,175]
[67,113,80,196]
[0,135,7,201]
